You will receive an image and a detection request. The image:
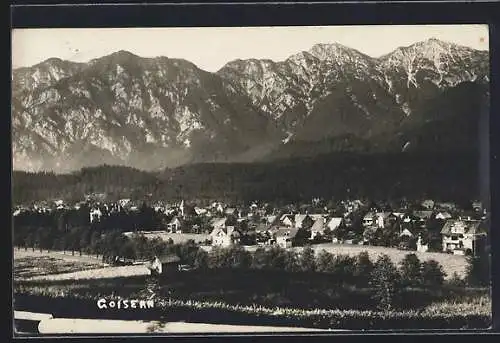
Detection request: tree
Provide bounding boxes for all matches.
[315,250,334,273]
[228,246,252,269]
[399,253,423,287]
[331,254,357,285]
[370,254,402,311]
[465,253,490,287]
[193,249,209,270]
[24,233,34,252]
[251,247,268,270]
[299,246,316,272]
[354,251,374,287]
[421,259,446,288]
[284,250,300,272]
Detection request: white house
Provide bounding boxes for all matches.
[210,226,241,247]
[440,219,487,255]
[167,217,183,233]
[210,217,227,230]
[416,236,429,252]
[90,207,103,223]
[275,227,299,249]
[375,212,392,228]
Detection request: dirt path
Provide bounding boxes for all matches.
[38,318,333,334]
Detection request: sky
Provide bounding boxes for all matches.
[12,25,489,72]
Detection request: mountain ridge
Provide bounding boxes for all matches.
[11,38,489,173]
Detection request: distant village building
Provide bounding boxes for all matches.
[210,226,241,247]
[416,235,429,252]
[167,217,183,233]
[310,217,326,239]
[90,207,103,223]
[147,254,181,275]
[421,199,435,210]
[276,227,299,249]
[435,211,452,220]
[440,219,487,256]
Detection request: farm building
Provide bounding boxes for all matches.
[276,227,299,249]
[440,219,487,256]
[147,254,181,275]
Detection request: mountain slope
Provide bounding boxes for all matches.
[12,51,280,172]
[11,38,489,172]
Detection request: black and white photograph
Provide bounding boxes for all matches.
[12,24,492,335]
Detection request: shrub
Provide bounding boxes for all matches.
[370,254,402,311]
[399,253,422,287]
[299,245,316,272]
[466,253,490,287]
[421,259,446,288]
[354,251,373,287]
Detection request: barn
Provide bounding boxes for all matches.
[147,254,181,275]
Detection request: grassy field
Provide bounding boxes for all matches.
[14,249,149,281]
[124,231,211,244]
[14,249,107,280]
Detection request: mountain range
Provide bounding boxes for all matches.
[11,38,490,173]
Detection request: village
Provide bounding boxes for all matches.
[13,195,490,260]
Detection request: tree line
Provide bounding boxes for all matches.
[13,152,480,204]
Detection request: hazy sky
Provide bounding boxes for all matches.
[12,25,489,72]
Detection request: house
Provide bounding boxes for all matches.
[362,226,379,244]
[413,210,434,227]
[436,202,457,211]
[265,215,278,226]
[421,200,435,210]
[90,207,103,223]
[147,254,181,275]
[399,228,414,238]
[440,219,487,256]
[416,235,429,252]
[310,217,326,239]
[225,207,237,216]
[363,213,375,227]
[119,199,131,207]
[280,214,295,227]
[435,211,452,220]
[275,227,299,249]
[210,226,241,247]
[254,223,271,233]
[375,212,393,228]
[210,217,227,230]
[167,217,183,233]
[472,201,483,212]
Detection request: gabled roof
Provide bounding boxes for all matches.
[311,218,325,232]
[435,211,452,219]
[440,219,484,235]
[210,226,241,237]
[155,254,181,264]
[400,228,414,237]
[327,217,343,230]
[276,227,299,238]
[210,217,227,228]
[363,212,375,220]
[413,210,433,220]
[376,212,392,219]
